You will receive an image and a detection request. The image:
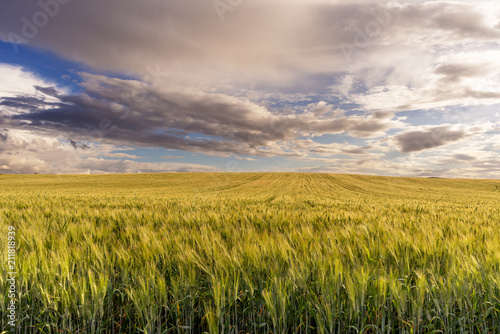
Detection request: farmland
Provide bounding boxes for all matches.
[1,173,499,333]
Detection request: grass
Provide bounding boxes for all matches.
[1,173,499,333]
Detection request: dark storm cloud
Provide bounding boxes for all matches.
[3,74,402,157]
[68,138,89,150]
[34,86,60,97]
[394,126,469,153]
[0,95,57,110]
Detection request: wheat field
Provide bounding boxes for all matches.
[1,173,499,333]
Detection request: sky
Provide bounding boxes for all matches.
[0,0,499,177]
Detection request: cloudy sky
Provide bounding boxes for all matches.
[0,0,499,177]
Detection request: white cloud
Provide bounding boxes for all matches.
[0,129,219,174]
[0,64,55,98]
